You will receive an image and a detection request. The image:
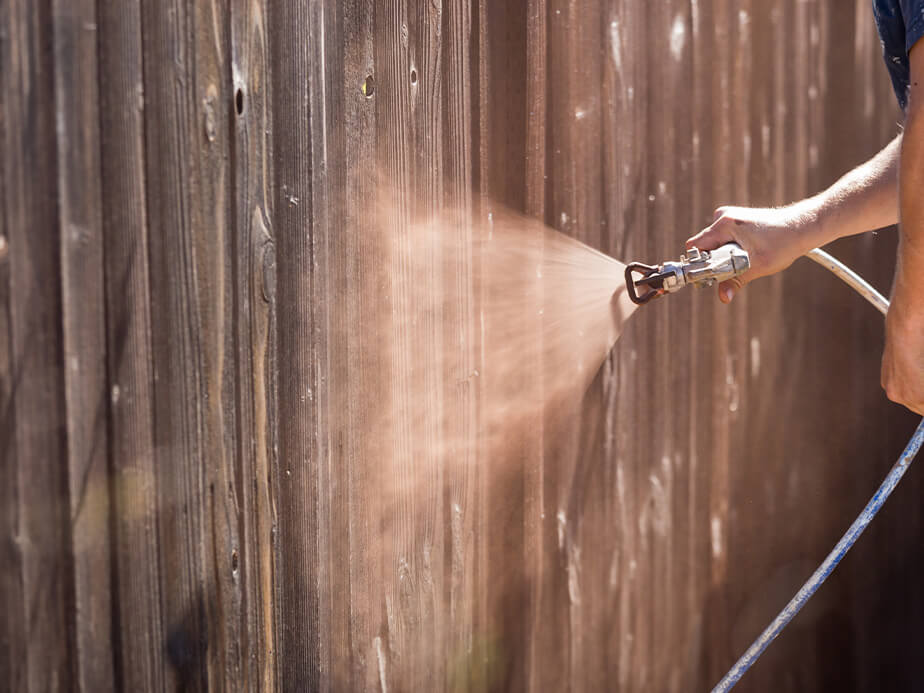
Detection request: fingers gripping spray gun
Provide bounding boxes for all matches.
[625,243,750,305]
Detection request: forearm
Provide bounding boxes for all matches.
[801,134,901,247]
[688,132,903,301]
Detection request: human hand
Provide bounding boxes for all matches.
[882,272,924,415]
[686,205,821,303]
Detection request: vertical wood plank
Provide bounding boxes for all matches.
[602,3,649,690]
[523,1,546,690]
[550,1,608,689]
[139,0,224,687]
[230,0,277,689]
[373,0,433,687]
[326,1,378,690]
[440,1,479,691]
[268,0,330,689]
[654,1,696,689]
[1,1,73,690]
[475,2,532,690]
[0,12,19,683]
[191,0,241,687]
[406,0,450,688]
[97,0,166,687]
[50,0,114,688]
[0,141,14,692]
[683,0,718,686]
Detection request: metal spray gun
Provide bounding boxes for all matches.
[624,242,750,305]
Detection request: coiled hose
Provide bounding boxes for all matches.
[711,248,924,692]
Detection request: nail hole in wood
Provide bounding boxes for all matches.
[362,75,375,98]
[231,549,239,573]
[235,88,244,115]
[410,68,418,85]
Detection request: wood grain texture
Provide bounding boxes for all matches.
[230,0,277,689]
[1,1,73,690]
[51,0,114,688]
[440,3,478,693]
[0,122,13,693]
[97,0,166,687]
[267,1,328,689]
[139,0,215,688]
[2,1,922,691]
[193,0,240,688]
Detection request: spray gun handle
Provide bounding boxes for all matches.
[683,242,750,289]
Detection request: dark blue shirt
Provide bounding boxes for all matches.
[874,0,924,110]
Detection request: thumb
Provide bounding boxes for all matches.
[687,218,736,252]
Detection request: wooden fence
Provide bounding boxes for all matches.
[2,0,922,691]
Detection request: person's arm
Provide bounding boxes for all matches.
[685,135,900,303]
[882,42,924,415]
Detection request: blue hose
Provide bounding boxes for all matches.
[711,249,924,692]
[711,419,924,692]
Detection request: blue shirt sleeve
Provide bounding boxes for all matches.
[902,0,924,53]
[876,0,914,108]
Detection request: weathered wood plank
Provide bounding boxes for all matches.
[321,1,378,691]
[268,0,330,689]
[230,0,277,689]
[550,1,606,688]
[375,0,453,688]
[139,0,217,687]
[96,0,166,687]
[374,0,427,688]
[0,14,19,683]
[522,1,546,690]
[0,151,14,692]
[1,1,73,690]
[440,0,479,691]
[645,2,697,689]
[474,2,535,690]
[184,0,242,688]
[50,0,114,688]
